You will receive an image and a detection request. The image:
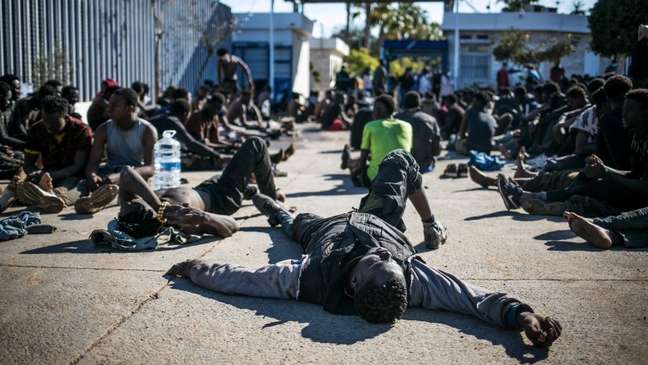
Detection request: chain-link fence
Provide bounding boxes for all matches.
[0,0,233,101]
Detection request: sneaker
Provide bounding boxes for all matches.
[284,143,296,161]
[252,193,291,227]
[16,182,66,213]
[341,144,351,170]
[74,184,119,214]
[423,219,448,250]
[497,174,522,210]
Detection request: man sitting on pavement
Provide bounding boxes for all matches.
[77,88,158,214]
[394,91,441,172]
[0,95,92,213]
[341,95,412,187]
[168,150,561,348]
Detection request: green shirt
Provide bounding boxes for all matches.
[360,118,412,180]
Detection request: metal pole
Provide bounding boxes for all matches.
[269,0,275,99]
[453,0,460,89]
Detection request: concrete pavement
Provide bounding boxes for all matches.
[1,125,647,364]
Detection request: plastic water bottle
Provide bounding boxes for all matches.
[154,130,181,190]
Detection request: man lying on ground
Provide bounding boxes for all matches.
[115,136,283,238]
[168,150,561,347]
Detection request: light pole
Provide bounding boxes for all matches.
[269,0,275,100]
[453,0,460,89]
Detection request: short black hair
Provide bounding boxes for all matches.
[0,74,19,85]
[402,91,421,109]
[61,85,78,99]
[216,48,229,56]
[444,94,457,104]
[566,86,587,100]
[603,75,633,100]
[590,88,607,107]
[625,89,648,109]
[41,95,69,115]
[0,81,10,96]
[44,79,63,88]
[473,91,491,106]
[171,87,190,100]
[112,88,139,107]
[374,95,396,115]
[131,81,145,94]
[118,202,162,239]
[169,98,191,117]
[354,279,408,324]
[513,86,527,98]
[587,78,605,94]
[210,92,226,106]
[542,82,560,95]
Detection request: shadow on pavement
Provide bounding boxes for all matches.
[544,240,601,251]
[464,210,563,223]
[20,236,222,254]
[533,229,576,241]
[319,149,343,154]
[404,309,550,364]
[452,187,490,193]
[286,174,366,198]
[167,278,392,345]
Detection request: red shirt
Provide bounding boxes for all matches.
[25,116,93,174]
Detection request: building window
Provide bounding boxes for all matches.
[461,54,490,80]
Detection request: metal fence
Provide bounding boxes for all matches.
[0,0,232,101]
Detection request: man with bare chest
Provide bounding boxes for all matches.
[217,48,254,96]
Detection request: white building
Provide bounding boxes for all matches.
[442,11,610,88]
[232,12,314,98]
[309,37,350,94]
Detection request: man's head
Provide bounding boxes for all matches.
[169,99,191,124]
[473,91,492,110]
[587,78,605,95]
[373,95,396,119]
[443,94,457,107]
[566,86,588,109]
[205,92,226,117]
[623,89,648,131]
[171,87,190,102]
[61,86,80,106]
[591,87,608,114]
[0,81,11,109]
[0,74,21,100]
[131,81,146,98]
[604,75,633,105]
[108,88,139,125]
[403,91,421,110]
[350,248,408,324]
[44,79,63,94]
[240,90,252,104]
[542,82,560,100]
[502,62,508,69]
[217,48,229,59]
[40,95,69,133]
[118,201,162,238]
[101,79,119,99]
[513,86,527,102]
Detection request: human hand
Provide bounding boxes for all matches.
[422,219,448,250]
[583,154,606,179]
[166,259,200,278]
[88,173,103,191]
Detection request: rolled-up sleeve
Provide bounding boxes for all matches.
[189,257,306,300]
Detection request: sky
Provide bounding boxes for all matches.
[219,0,598,38]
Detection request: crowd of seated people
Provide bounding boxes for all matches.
[0,73,295,216]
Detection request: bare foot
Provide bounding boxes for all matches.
[519,312,562,347]
[468,165,497,188]
[514,158,536,179]
[276,191,286,202]
[563,211,614,249]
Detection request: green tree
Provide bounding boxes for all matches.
[343,48,379,77]
[536,35,576,65]
[493,30,537,64]
[588,0,648,58]
[498,0,538,12]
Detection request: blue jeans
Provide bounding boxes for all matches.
[593,207,648,248]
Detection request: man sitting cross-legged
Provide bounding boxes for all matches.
[168,150,562,347]
[114,136,283,238]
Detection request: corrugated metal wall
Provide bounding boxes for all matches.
[0,0,232,101]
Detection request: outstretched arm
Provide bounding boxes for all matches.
[167,258,303,299]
